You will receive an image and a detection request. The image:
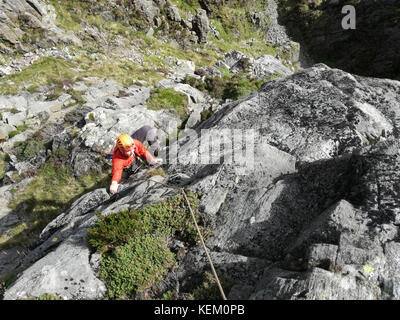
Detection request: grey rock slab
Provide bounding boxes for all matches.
[192,9,210,44]
[39,188,111,242]
[0,123,16,140]
[251,54,293,78]
[3,232,107,300]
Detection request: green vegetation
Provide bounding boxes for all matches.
[87,191,203,299]
[0,57,75,95]
[100,235,175,299]
[0,53,167,95]
[14,139,48,162]
[8,124,29,139]
[147,88,189,121]
[1,155,109,251]
[36,293,64,300]
[188,271,233,300]
[200,108,214,122]
[49,0,84,33]
[0,152,8,180]
[184,72,265,100]
[0,0,291,93]
[147,167,168,178]
[46,80,87,107]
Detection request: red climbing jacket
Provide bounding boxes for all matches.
[111,138,155,183]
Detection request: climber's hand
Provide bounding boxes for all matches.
[110,181,119,194]
[150,158,163,165]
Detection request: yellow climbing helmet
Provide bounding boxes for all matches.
[116,134,135,152]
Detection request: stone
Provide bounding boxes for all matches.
[0,123,16,140]
[2,60,400,301]
[192,9,209,44]
[165,3,181,22]
[132,0,160,24]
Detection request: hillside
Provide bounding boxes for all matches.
[1,0,400,300]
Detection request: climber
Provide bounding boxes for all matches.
[109,134,163,194]
[105,125,161,159]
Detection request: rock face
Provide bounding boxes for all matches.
[3,63,400,300]
[69,80,181,176]
[277,0,400,80]
[3,176,176,300]
[162,64,400,300]
[0,0,81,54]
[216,50,293,78]
[192,9,210,44]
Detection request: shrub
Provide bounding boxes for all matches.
[88,191,201,254]
[99,235,175,299]
[87,191,203,299]
[14,139,47,162]
[36,293,63,300]
[188,272,233,300]
[146,88,189,121]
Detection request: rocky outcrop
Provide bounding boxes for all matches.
[216,50,293,78]
[0,0,81,54]
[132,0,161,24]
[192,9,210,44]
[160,64,400,300]
[3,63,400,300]
[277,0,400,80]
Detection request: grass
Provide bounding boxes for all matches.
[1,156,109,251]
[87,191,203,299]
[0,152,8,180]
[170,0,200,15]
[184,71,265,100]
[147,167,168,178]
[147,88,189,121]
[0,52,166,94]
[8,125,29,139]
[0,57,75,95]
[187,271,233,300]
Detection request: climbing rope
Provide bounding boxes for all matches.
[111,157,227,300]
[180,188,227,301]
[147,177,227,300]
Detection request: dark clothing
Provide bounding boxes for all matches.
[131,125,160,156]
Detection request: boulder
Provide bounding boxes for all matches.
[131,0,160,24]
[165,2,181,22]
[0,0,82,54]
[0,123,16,140]
[192,9,209,44]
